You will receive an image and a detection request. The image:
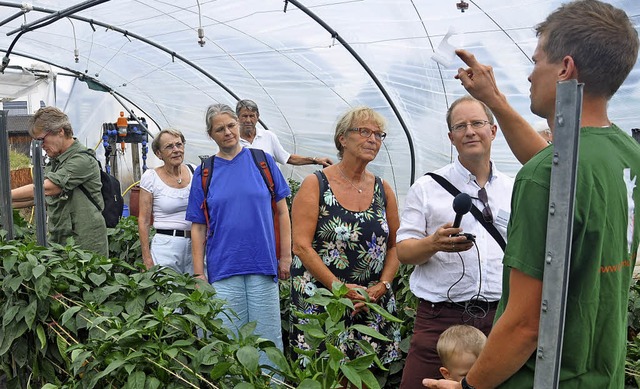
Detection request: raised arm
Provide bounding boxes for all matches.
[287,154,333,167]
[455,49,548,164]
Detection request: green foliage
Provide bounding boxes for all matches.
[0,219,287,388]
[4,204,640,388]
[9,149,31,170]
[287,282,402,389]
[107,216,142,266]
[286,177,301,213]
[627,278,640,388]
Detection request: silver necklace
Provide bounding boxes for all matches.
[166,166,182,184]
[338,164,363,193]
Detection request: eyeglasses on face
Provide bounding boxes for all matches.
[34,130,55,141]
[476,187,494,223]
[350,127,387,141]
[162,142,185,151]
[451,120,491,133]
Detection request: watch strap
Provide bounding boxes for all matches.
[461,377,476,389]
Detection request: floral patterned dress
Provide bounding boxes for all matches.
[289,171,401,365]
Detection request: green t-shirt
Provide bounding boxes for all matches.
[496,125,640,388]
[45,140,108,257]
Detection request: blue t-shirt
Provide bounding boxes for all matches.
[185,148,290,283]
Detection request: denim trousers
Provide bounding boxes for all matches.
[213,274,283,370]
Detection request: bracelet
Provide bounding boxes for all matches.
[312,157,318,164]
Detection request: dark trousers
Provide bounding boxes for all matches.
[399,299,498,389]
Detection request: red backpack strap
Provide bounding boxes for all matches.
[200,156,214,236]
[249,148,280,259]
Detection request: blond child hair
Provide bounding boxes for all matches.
[436,325,487,381]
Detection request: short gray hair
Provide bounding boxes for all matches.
[29,106,73,138]
[205,103,237,137]
[152,128,186,154]
[236,99,259,117]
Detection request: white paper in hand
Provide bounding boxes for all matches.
[432,27,458,67]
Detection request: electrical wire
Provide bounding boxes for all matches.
[445,242,490,320]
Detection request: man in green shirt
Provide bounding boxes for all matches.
[11,107,108,257]
[423,1,640,388]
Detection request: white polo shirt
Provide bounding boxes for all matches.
[239,128,291,165]
[397,158,514,303]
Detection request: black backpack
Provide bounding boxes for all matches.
[78,151,124,228]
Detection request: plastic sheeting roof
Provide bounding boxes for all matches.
[1,0,639,204]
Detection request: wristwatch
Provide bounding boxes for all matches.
[381,280,391,290]
[461,377,476,389]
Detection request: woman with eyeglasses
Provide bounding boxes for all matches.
[289,106,401,372]
[138,128,194,274]
[185,103,291,375]
[10,106,108,256]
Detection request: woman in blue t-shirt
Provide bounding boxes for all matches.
[185,103,291,372]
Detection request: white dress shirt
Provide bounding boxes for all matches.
[397,158,514,302]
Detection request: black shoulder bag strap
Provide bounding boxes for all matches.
[76,150,102,212]
[425,172,506,251]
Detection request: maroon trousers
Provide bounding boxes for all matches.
[399,299,498,389]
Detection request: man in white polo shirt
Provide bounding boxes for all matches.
[236,99,333,167]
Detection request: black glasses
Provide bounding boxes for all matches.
[350,127,387,141]
[34,130,54,142]
[477,187,493,223]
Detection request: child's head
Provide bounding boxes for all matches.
[436,325,487,382]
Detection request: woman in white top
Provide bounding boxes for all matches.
[138,128,194,274]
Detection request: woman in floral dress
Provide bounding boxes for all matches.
[290,106,401,366]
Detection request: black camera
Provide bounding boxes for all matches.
[453,233,476,242]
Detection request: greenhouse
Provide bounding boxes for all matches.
[0,0,639,388]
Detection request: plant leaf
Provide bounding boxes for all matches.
[340,364,361,388]
[350,324,391,342]
[236,345,259,372]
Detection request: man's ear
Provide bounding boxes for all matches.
[558,55,578,81]
[447,131,454,144]
[439,366,451,380]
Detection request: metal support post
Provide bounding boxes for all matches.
[30,140,47,246]
[0,110,13,240]
[533,79,583,389]
[131,143,141,183]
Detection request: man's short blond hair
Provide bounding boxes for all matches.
[436,325,487,368]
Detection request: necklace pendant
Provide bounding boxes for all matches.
[177,178,182,184]
[358,189,362,193]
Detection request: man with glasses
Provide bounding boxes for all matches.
[10,107,108,256]
[397,96,514,388]
[235,99,333,167]
[424,1,640,388]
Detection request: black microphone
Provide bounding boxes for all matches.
[452,193,473,228]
